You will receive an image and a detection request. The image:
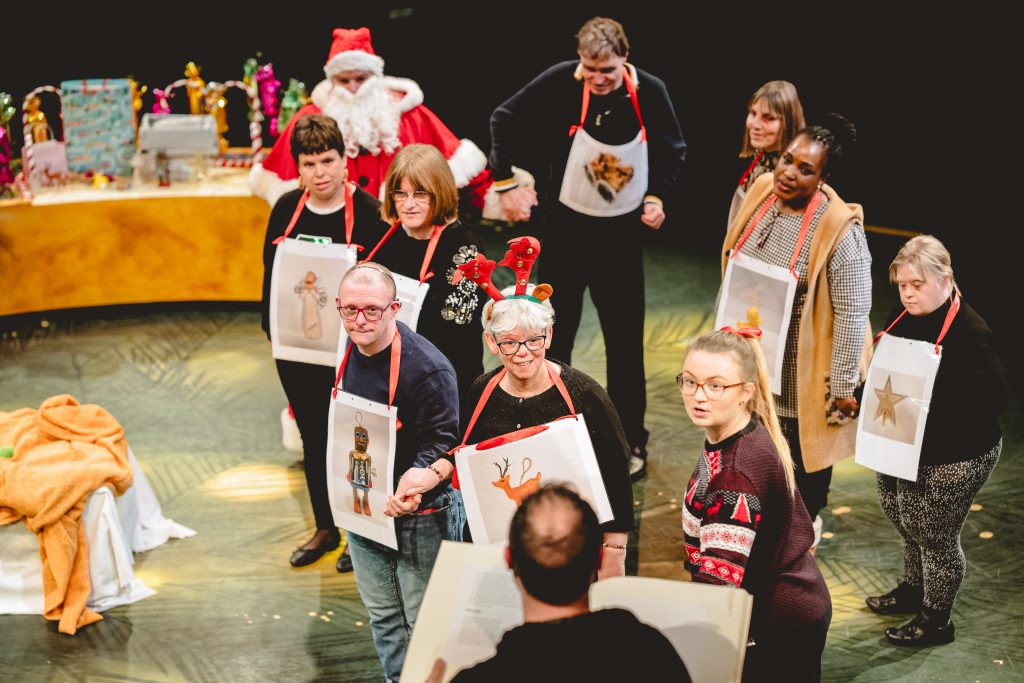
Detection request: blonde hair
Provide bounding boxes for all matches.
[889,234,960,296]
[685,330,796,495]
[739,81,806,158]
[576,17,629,59]
[380,144,459,227]
[482,284,555,337]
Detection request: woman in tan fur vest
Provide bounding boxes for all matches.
[721,114,872,547]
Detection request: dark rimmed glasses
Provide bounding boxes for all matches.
[676,373,745,400]
[495,335,547,356]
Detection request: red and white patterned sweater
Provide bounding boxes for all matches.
[682,418,830,632]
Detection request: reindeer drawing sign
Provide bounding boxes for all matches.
[492,457,542,507]
[456,415,614,545]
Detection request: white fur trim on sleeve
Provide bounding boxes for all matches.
[382,76,424,113]
[249,162,300,207]
[447,139,487,188]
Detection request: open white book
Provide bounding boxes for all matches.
[402,541,752,683]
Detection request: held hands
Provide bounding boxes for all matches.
[384,464,449,517]
[640,201,666,230]
[499,186,538,222]
[834,397,859,418]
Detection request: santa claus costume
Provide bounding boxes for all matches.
[250,27,491,208]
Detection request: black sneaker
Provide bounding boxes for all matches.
[866,582,923,615]
[629,446,647,482]
[885,609,955,646]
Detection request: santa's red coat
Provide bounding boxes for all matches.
[250,77,491,208]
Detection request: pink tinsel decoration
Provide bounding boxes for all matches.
[0,127,14,185]
[256,63,282,139]
[152,88,172,114]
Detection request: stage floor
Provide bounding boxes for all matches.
[1,235,1020,682]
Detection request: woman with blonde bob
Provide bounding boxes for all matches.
[366,143,486,400]
[679,328,830,682]
[459,282,635,578]
[866,236,1006,646]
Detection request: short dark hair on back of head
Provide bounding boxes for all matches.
[576,17,629,59]
[508,484,602,605]
[290,114,346,164]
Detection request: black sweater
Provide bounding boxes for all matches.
[489,61,686,208]
[461,361,634,533]
[364,220,486,401]
[882,297,1006,465]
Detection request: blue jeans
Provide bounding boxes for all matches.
[347,486,454,682]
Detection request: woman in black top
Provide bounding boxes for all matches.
[866,235,1006,645]
[260,115,386,568]
[364,144,485,402]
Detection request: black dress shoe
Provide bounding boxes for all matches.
[866,582,922,614]
[289,531,341,567]
[336,547,354,573]
[885,610,955,646]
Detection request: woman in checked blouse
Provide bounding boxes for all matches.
[721,114,872,538]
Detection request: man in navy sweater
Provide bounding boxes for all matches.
[336,263,460,681]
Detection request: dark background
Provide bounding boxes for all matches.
[4,2,1011,333]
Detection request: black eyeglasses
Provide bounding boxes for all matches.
[676,374,745,400]
[495,335,547,356]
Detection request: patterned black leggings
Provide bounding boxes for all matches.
[876,441,1001,611]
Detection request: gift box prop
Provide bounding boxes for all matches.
[157,61,263,167]
[20,85,68,192]
[855,295,960,482]
[59,78,137,179]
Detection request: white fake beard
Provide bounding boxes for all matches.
[320,76,402,158]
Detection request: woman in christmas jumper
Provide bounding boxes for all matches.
[866,235,1006,645]
[455,245,634,579]
[260,115,386,568]
[722,114,872,538]
[365,144,486,402]
[680,328,831,682]
[727,81,805,228]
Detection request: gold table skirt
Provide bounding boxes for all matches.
[0,194,270,316]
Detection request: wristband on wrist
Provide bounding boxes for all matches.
[602,542,627,550]
[427,463,446,481]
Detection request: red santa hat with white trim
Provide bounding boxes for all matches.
[324,27,386,78]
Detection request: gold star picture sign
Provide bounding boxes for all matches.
[873,375,908,427]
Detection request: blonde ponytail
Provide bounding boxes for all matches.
[686,329,796,495]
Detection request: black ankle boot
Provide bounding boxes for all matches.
[885,607,955,646]
[866,582,923,614]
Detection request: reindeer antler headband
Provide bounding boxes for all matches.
[452,236,553,305]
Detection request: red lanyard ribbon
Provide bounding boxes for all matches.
[451,361,575,489]
[362,222,447,284]
[730,191,823,280]
[569,66,646,141]
[271,182,357,247]
[332,327,403,414]
[873,293,961,354]
[737,150,764,188]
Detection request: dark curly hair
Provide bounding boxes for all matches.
[797,112,857,179]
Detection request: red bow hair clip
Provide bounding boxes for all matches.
[720,326,763,339]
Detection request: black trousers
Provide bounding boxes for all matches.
[539,206,649,450]
[743,603,831,682]
[780,417,832,521]
[275,359,336,531]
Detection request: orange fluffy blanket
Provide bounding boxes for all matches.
[0,395,133,634]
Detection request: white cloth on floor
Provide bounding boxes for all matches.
[0,447,194,614]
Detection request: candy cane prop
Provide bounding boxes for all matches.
[21,85,61,189]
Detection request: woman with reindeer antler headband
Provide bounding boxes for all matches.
[452,237,634,578]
